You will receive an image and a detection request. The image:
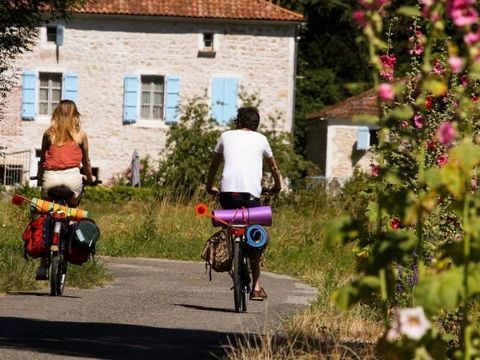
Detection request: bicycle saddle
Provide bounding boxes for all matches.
[48,186,75,201]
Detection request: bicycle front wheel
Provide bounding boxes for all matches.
[233,241,247,313]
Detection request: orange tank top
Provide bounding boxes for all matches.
[43,141,82,170]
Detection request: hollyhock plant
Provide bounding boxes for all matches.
[437,121,456,146]
[371,163,380,177]
[432,58,446,75]
[448,56,465,73]
[378,83,395,101]
[380,54,396,81]
[413,114,424,128]
[425,95,433,110]
[426,139,437,152]
[464,31,480,45]
[353,10,367,27]
[447,0,479,27]
[437,153,449,167]
[391,307,431,341]
[391,218,401,230]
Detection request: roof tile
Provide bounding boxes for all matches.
[307,89,379,121]
[76,0,304,22]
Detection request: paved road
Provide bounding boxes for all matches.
[0,257,317,360]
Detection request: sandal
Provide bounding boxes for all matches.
[250,287,268,301]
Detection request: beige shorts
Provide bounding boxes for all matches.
[41,167,83,198]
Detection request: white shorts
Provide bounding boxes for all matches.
[41,167,83,198]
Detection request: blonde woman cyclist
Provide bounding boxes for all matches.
[35,99,94,280]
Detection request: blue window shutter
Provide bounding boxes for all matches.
[357,126,370,150]
[123,74,139,124]
[165,75,180,123]
[223,78,238,122]
[21,70,37,121]
[63,72,78,102]
[56,25,65,46]
[211,77,238,124]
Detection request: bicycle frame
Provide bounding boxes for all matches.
[49,209,70,296]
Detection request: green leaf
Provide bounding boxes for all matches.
[414,266,464,316]
[396,6,421,17]
[352,113,380,124]
[450,142,480,170]
[385,104,414,121]
[332,283,359,310]
[423,76,448,96]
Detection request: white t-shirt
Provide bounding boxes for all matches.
[215,129,273,198]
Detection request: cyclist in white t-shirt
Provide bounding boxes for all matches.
[206,106,281,301]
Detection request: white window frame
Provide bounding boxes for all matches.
[33,67,67,124]
[133,72,170,129]
[140,75,165,121]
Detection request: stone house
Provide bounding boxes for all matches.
[0,0,303,184]
[305,89,379,184]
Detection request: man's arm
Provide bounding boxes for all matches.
[266,156,281,193]
[206,152,223,195]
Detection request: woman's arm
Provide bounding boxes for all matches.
[79,130,94,184]
[37,132,50,186]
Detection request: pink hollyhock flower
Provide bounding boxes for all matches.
[437,154,449,167]
[390,218,401,230]
[461,75,469,87]
[433,58,446,75]
[380,54,396,81]
[473,94,479,103]
[370,164,380,177]
[448,56,465,73]
[353,10,367,27]
[401,121,409,128]
[426,95,433,110]
[378,83,395,101]
[409,43,425,56]
[437,121,456,146]
[451,8,478,27]
[413,114,424,128]
[426,140,436,152]
[464,31,480,45]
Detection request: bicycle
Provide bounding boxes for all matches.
[14,177,100,296]
[196,198,271,313]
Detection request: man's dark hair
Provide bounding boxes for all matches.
[236,106,260,131]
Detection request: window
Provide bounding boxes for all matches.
[198,32,216,58]
[123,74,180,125]
[46,27,57,43]
[141,76,164,120]
[203,33,214,51]
[21,71,78,121]
[38,73,62,115]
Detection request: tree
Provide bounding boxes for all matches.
[0,0,89,119]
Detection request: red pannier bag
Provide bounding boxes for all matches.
[22,214,51,258]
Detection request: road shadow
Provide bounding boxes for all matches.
[175,303,261,315]
[0,317,243,359]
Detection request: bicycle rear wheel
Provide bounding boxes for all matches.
[50,253,67,296]
[233,241,247,313]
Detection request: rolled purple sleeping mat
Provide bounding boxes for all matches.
[211,206,272,227]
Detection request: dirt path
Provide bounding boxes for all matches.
[0,256,317,359]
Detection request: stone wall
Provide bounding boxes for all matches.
[0,15,297,182]
[327,125,374,181]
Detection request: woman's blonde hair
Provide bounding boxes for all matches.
[47,100,81,146]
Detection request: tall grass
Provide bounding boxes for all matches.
[0,197,110,293]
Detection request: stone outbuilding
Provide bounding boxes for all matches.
[0,0,303,184]
[305,89,379,184]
